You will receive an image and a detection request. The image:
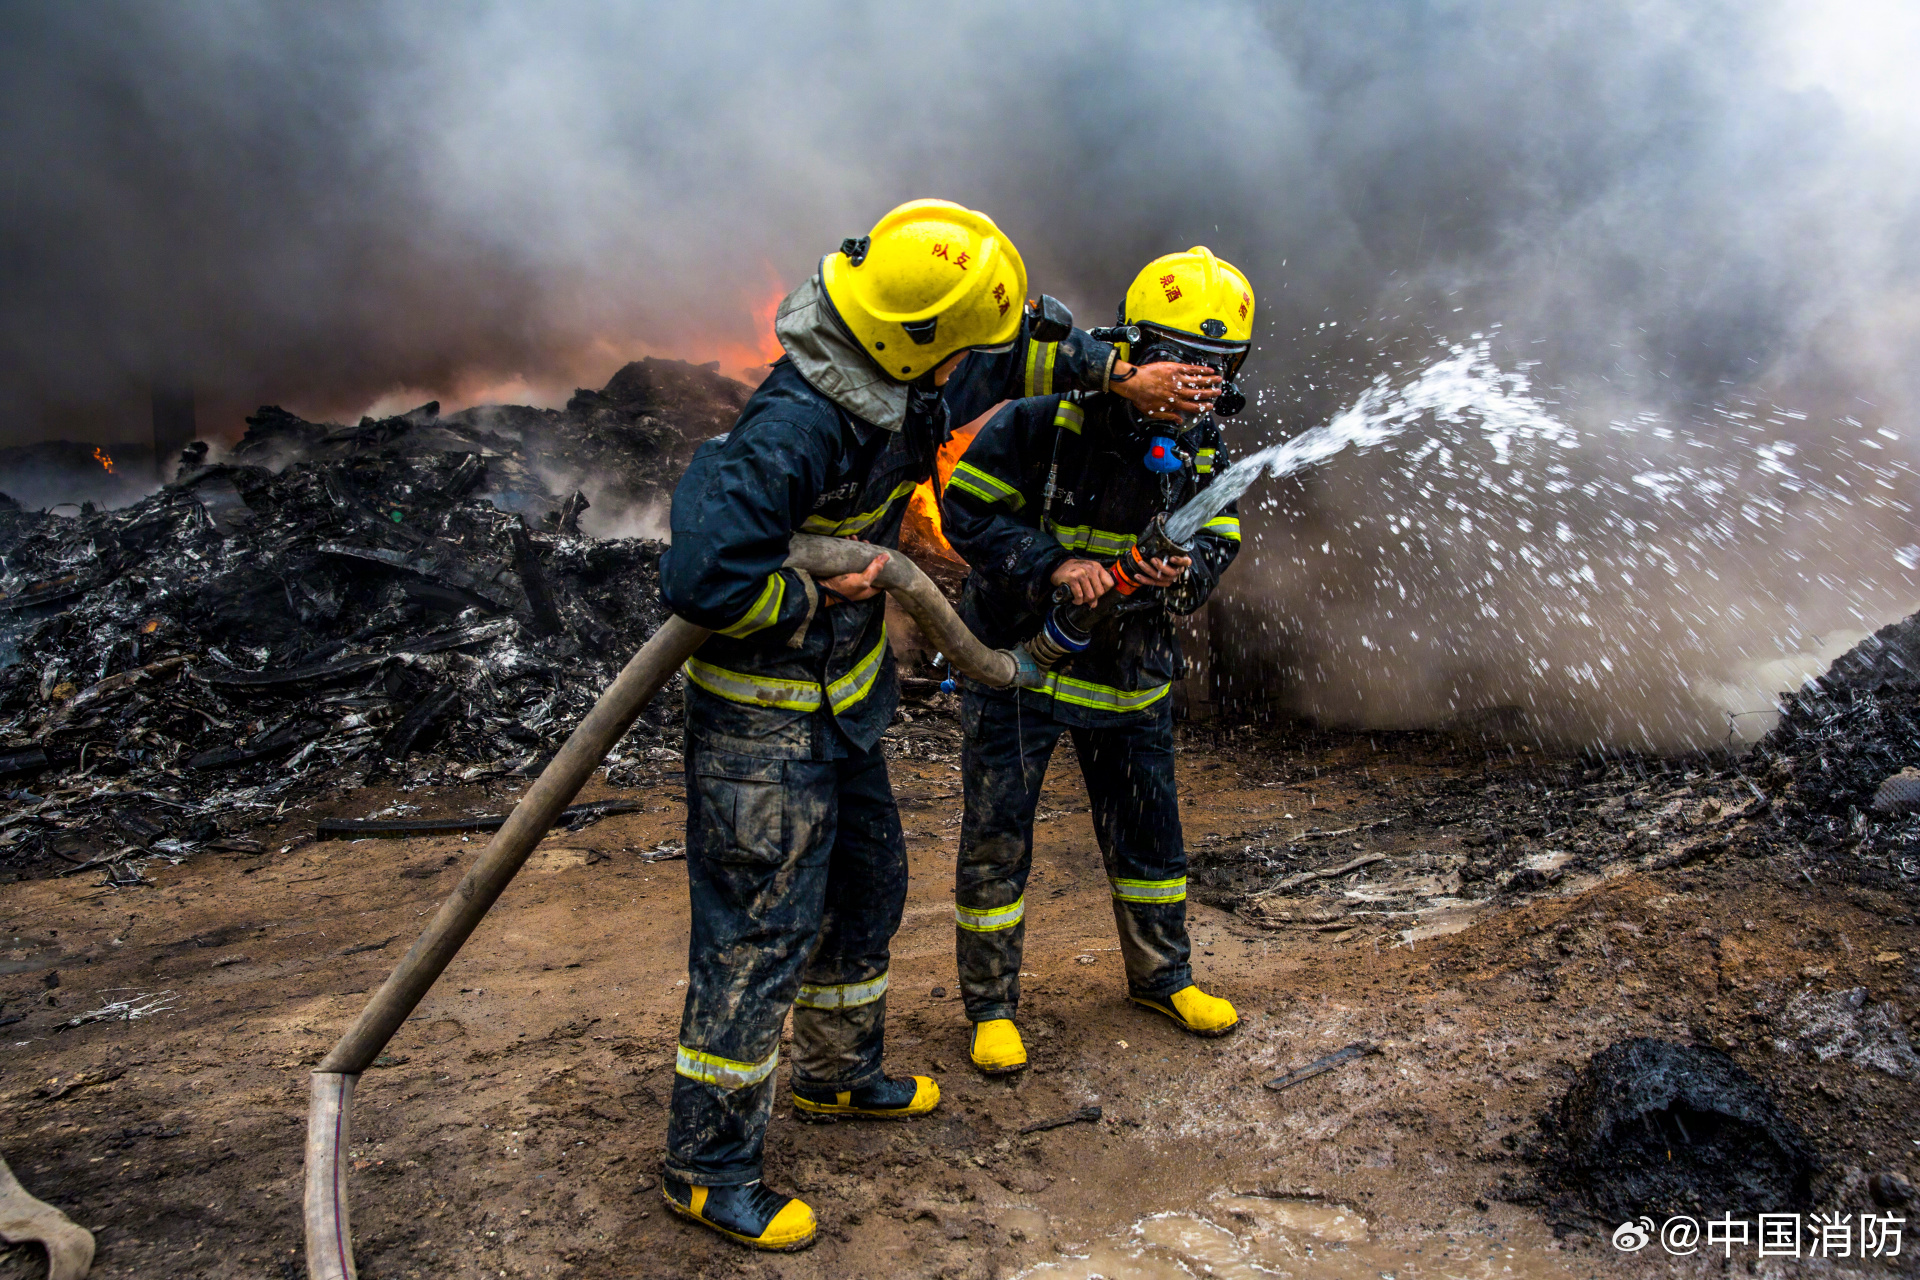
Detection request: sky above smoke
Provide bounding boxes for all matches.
[3,0,1917,744]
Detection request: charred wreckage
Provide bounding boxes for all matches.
[0,358,751,884]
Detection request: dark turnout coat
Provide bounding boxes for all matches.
[942,392,1242,726]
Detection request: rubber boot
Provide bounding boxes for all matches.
[1131,985,1239,1037]
[662,1177,816,1251]
[792,1073,939,1119]
[969,1018,1028,1074]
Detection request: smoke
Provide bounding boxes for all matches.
[4,1,1918,744]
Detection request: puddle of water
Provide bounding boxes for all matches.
[0,936,61,976]
[1021,1194,1576,1280]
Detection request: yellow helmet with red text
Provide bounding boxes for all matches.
[1123,246,1254,344]
[820,199,1028,383]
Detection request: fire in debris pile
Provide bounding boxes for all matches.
[0,359,747,881]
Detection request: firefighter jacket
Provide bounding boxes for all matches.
[942,393,1242,727]
[660,278,1118,753]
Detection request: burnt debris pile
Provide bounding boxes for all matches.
[0,359,747,879]
[1531,1037,1817,1226]
[1751,608,1920,885]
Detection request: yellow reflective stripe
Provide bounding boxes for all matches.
[1110,876,1187,904]
[714,573,787,638]
[1043,519,1135,556]
[795,972,889,1010]
[1195,447,1216,474]
[1041,672,1171,713]
[1054,402,1084,435]
[683,658,824,711]
[948,461,1024,511]
[685,628,888,715]
[1022,339,1059,398]
[800,480,917,536]
[826,630,889,714]
[676,1044,779,1089]
[1201,515,1241,542]
[955,896,1025,932]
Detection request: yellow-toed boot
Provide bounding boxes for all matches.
[969,1018,1028,1074]
[1132,985,1240,1037]
[662,1177,816,1251]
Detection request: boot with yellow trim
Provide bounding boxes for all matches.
[1131,984,1239,1037]
[662,1176,816,1251]
[969,1018,1028,1074]
[791,1073,940,1119]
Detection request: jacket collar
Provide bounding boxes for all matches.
[774,273,908,432]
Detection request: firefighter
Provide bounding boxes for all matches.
[655,201,1206,1252]
[941,247,1254,1075]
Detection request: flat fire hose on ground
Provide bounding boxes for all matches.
[302,535,1032,1280]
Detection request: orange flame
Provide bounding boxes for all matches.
[93,446,114,473]
[903,404,999,564]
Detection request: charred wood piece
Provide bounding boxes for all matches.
[313,799,641,840]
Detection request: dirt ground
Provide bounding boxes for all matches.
[3,717,1918,1279]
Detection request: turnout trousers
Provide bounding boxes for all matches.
[955,686,1192,1023]
[665,718,907,1186]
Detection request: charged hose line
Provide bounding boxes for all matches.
[304,536,1024,1280]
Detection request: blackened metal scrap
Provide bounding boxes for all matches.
[186,716,329,770]
[1264,1041,1379,1092]
[197,619,514,687]
[317,542,521,613]
[313,798,641,839]
[0,748,47,776]
[507,525,565,637]
[380,685,460,760]
[1018,1105,1102,1134]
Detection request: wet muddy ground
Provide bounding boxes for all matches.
[2,718,1917,1278]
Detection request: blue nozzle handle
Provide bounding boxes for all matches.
[1144,436,1183,474]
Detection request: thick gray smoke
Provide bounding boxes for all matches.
[3,1,1917,746]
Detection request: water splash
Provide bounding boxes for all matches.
[1176,337,1920,749]
[1166,343,1574,544]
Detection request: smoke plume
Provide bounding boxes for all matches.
[3,1,1917,745]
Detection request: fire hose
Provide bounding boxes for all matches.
[303,534,1039,1280]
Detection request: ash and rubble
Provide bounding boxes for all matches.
[1184,611,1920,939]
[0,358,749,882]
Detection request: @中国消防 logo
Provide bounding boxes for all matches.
[1612,1212,1904,1259]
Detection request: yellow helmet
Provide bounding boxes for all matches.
[820,199,1028,383]
[1121,245,1255,364]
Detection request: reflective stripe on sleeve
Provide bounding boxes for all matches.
[1195,447,1216,474]
[955,896,1026,932]
[676,1044,779,1089]
[794,971,889,1010]
[1054,402,1084,435]
[715,573,787,639]
[1043,520,1135,556]
[825,630,889,714]
[1041,673,1170,713]
[1201,515,1242,542]
[947,461,1025,510]
[1110,876,1187,904]
[800,480,918,536]
[1023,339,1059,398]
